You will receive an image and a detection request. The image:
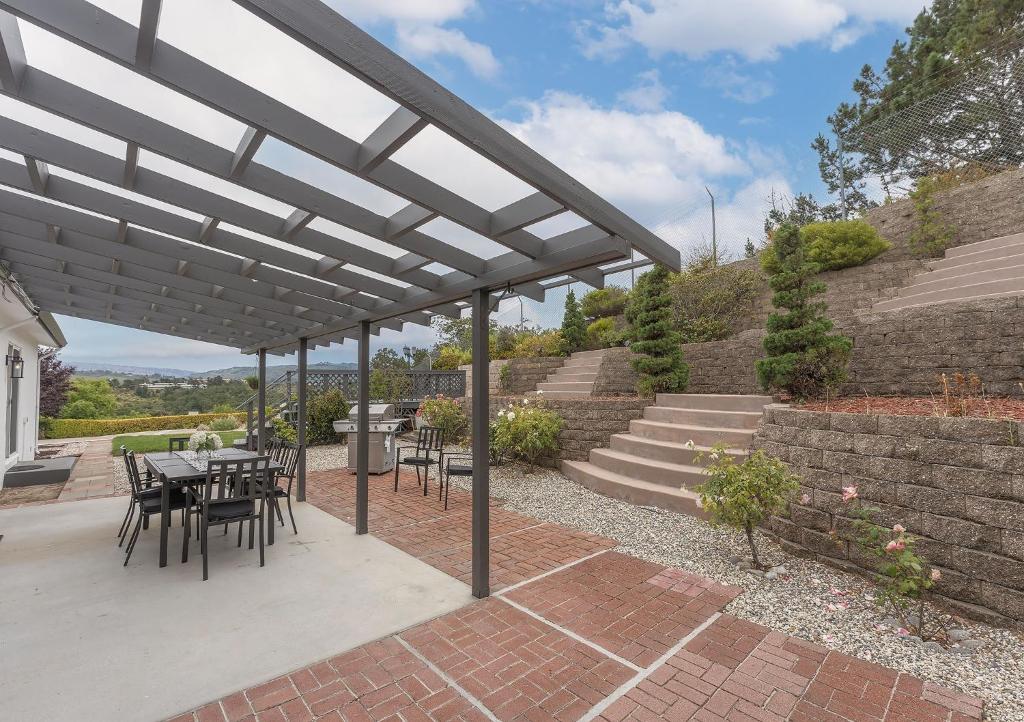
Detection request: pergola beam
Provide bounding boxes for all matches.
[357,106,426,173]
[230,125,266,179]
[134,0,162,71]
[0,9,25,92]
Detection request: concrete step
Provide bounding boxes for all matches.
[536,381,595,393]
[874,276,1024,313]
[901,262,1024,297]
[919,250,1024,283]
[530,390,595,400]
[655,393,773,413]
[562,358,603,369]
[643,406,762,430]
[561,460,708,517]
[945,232,1024,258]
[609,433,746,466]
[570,348,611,360]
[590,448,706,489]
[629,419,755,447]
[548,371,598,382]
[930,241,1024,272]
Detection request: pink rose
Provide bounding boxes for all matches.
[800,493,811,505]
[894,539,906,551]
[893,524,905,534]
[841,485,858,502]
[885,540,898,552]
[930,569,941,582]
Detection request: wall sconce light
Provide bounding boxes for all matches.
[6,352,24,379]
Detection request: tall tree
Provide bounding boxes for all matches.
[756,223,851,399]
[628,265,688,395]
[560,289,586,354]
[38,349,74,417]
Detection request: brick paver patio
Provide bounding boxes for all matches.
[165,469,986,721]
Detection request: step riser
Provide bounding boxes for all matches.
[920,253,1024,282]
[532,391,593,400]
[945,232,1024,258]
[570,349,611,360]
[654,394,773,412]
[931,243,1024,270]
[629,420,753,447]
[901,265,1024,296]
[876,277,1024,311]
[562,358,603,369]
[548,372,598,382]
[643,406,761,429]
[609,434,745,466]
[537,382,595,392]
[590,449,705,488]
[561,462,708,518]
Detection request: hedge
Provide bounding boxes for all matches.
[43,412,247,439]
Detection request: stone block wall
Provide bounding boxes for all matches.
[497,357,564,394]
[459,360,507,397]
[755,406,1024,624]
[593,347,639,396]
[683,330,765,395]
[864,167,1024,260]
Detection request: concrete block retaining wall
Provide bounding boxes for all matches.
[755,405,1024,624]
[592,347,639,396]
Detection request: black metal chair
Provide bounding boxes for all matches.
[266,441,302,535]
[122,451,191,566]
[116,444,159,546]
[441,453,473,511]
[168,436,190,452]
[182,456,270,581]
[395,426,444,496]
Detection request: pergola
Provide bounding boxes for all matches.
[0,0,679,598]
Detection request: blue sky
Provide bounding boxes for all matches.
[49,0,923,372]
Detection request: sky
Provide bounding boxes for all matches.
[27,0,925,372]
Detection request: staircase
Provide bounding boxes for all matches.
[534,348,609,399]
[562,393,772,516]
[874,232,1024,313]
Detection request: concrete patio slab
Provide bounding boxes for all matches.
[0,496,471,722]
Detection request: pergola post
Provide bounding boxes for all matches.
[355,319,370,535]
[296,336,308,502]
[471,287,490,599]
[257,347,267,455]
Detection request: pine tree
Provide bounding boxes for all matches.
[560,288,586,354]
[629,265,688,395]
[756,223,851,399]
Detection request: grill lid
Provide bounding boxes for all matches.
[347,403,395,421]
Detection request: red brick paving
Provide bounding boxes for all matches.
[169,470,984,721]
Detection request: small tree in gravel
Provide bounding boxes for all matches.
[756,222,851,400]
[695,444,800,570]
[560,288,586,355]
[628,264,688,395]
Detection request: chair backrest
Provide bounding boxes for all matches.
[201,456,271,505]
[275,441,302,479]
[416,426,445,457]
[169,436,189,452]
[122,448,146,498]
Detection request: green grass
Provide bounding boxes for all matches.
[111,430,247,455]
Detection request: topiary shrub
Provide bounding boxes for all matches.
[307,388,349,445]
[210,416,241,431]
[756,223,852,400]
[560,289,586,355]
[799,220,890,270]
[580,286,629,319]
[585,316,628,349]
[628,265,688,396]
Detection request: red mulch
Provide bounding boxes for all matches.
[797,396,1024,421]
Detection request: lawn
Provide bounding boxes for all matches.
[111,430,247,455]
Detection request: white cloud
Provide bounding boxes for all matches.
[395,24,501,79]
[581,0,921,62]
[617,69,670,111]
[325,0,478,26]
[703,63,775,103]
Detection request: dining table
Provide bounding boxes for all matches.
[144,448,284,568]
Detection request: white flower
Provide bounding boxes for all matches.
[522,397,529,404]
[709,451,720,460]
[684,440,696,450]
[537,389,545,395]
[506,412,516,421]
[498,409,505,417]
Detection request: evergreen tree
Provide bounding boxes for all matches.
[756,223,852,399]
[560,288,586,354]
[628,265,688,396]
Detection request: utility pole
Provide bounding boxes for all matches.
[705,186,717,266]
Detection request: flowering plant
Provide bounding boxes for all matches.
[492,398,562,471]
[188,424,223,454]
[418,394,468,442]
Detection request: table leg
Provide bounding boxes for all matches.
[268,493,275,546]
[159,481,170,568]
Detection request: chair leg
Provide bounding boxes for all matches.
[445,473,450,511]
[202,517,209,581]
[286,494,297,535]
[123,513,142,567]
[394,461,400,492]
[117,498,132,539]
[248,516,255,549]
[119,502,135,547]
[182,509,191,563]
[238,519,244,547]
[273,496,284,527]
[258,510,265,568]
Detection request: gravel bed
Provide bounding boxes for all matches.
[442,451,1023,721]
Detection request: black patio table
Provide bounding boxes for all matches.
[144,448,283,568]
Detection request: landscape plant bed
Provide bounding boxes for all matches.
[798,395,1024,421]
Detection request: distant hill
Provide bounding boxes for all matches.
[70,360,359,380]
[199,361,358,380]
[71,362,196,377]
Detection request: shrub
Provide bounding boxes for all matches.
[510,329,564,358]
[580,286,628,319]
[434,345,471,370]
[800,220,890,271]
[61,399,100,419]
[45,412,246,439]
[245,375,259,390]
[272,417,297,443]
[307,388,349,445]
[419,395,468,442]
[909,176,954,257]
[585,316,627,349]
[209,416,240,431]
[560,289,586,355]
[628,265,688,395]
[61,378,117,418]
[756,223,851,400]
[498,364,512,393]
[668,263,764,343]
[491,398,562,471]
[695,444,800,570]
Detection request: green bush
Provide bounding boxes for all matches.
[510,329,564,358]
[669,263,764,343]
[307,388,349,445]
[909,176,954,257]
[272,417,297,443]
[696,444,800,570]
[800,220,890,270]
[580,286,629,319]
[433,345,471,370]
[61,378,117,418]
[61,399,100,419]
[560,289,586,355]
[419,395,468,442]
[756,223,852,400]
[492,398,562,471]
[45,412,246,439]
[628,265,688,396]
[210,416,241,431]
[585,316,627,349]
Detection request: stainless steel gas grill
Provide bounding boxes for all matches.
[333,404,404,474]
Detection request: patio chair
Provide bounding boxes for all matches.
[182,456,270,581]
[266,441,302,535]
[440,453,473,511]
[168,436,190,452]
[394,426,444,496]
[122,451,192,567]
[117,444,159,546]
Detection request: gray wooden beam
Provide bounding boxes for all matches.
[0,9,25,92]
[357,106,427,173]
[230,125,266,179]
[134,0,161,70]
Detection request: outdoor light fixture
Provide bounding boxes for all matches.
[6,352,24,379]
